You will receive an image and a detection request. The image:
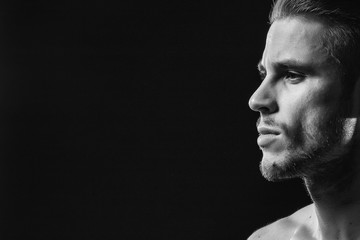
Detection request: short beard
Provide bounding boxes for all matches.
[260,110,353,182]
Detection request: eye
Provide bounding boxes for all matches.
[283,71,305,84]
[258,70,266,81]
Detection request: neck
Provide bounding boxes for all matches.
[304,141,360,240]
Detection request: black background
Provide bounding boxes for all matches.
[0,1,311,239]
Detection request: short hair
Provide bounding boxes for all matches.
[270,0,360,93]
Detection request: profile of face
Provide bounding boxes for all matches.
[248,16,357,181]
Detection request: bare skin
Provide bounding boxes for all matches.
[248,204,317,240]
[248,16,360,240]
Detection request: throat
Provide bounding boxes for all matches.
[304,161,355,205]
[304,136,360,205]
[302,145,360,240]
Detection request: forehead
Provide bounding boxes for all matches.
[261,17,333,70]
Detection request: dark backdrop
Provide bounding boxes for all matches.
[0,1,311,239]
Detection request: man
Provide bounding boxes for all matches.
[248,0,360,239]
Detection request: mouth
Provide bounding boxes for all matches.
[257,126,281,136]
[257,126,281,148]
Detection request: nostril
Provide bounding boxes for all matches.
[258,106,272,114]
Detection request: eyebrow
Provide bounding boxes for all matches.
[257,59,317,73]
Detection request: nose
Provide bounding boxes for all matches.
[248,80,278,114]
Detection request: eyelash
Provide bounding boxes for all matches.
[258,71,305,84]
[259,71,266,81]
[283,71,305,83]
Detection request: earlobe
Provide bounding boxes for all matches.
[351,78,360,117]
[349,78,360,140]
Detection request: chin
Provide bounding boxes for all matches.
[259,139,354,182]
[259,150,308,181]
[260,152,291,181]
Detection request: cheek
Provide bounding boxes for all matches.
[278,82,340,125]
[278,95,308,128]
[283,104,332,131]
[277,92,333,138]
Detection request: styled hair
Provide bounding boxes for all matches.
[270,0,360,92]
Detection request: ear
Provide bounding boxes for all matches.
[342,78,360,143]
[349,77,360,140]
[352,77,360,117]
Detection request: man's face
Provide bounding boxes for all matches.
[248,17,357,181]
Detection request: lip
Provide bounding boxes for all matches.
[256,126,281,147]
[257,134,279,147]
[257,126,281,135]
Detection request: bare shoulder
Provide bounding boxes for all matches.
[247,204,315,240]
